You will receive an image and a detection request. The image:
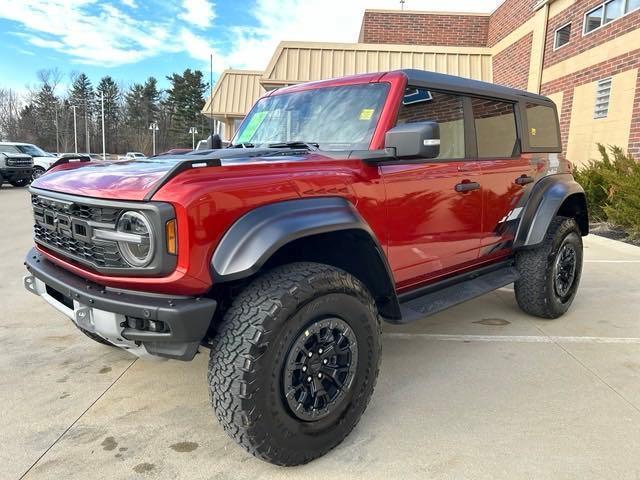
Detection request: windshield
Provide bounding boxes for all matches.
[233,83,389,151]
[18,144,49,157]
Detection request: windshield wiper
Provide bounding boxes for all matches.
[267,141,319,151]
[229,142,255,148]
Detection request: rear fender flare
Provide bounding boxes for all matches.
[514,174,588,248]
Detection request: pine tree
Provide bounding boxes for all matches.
[165,69,208,147]
[68,73,94,153]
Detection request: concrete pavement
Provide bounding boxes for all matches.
[1,186,639,479]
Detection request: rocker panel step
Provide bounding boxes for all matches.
[398,266,520,324]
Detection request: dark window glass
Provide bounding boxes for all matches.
[525,103,560,149]
[604,0,624,23]
[554,24,571,48]
[471,98,518,158]
[585,5,604,32]
[396,88,465,159]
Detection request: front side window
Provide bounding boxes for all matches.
[396,88,465,160]
[17,144,48,157]
[525,103,560,149]
[233,83,389,151]
[471,98,518,158]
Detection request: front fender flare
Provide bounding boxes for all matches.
[212,197,381,282]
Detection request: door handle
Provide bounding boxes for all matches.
[515,175,534,186]
[455,181,481,193]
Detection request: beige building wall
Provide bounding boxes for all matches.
[567,69,638,162]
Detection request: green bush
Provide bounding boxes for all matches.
[574,144,640,238]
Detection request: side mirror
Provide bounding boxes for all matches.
[385,121,440,159]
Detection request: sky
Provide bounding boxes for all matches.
[0,0,503,93]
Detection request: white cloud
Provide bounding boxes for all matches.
[179,0,216,28]
[0,0,213,67]
[220,0,503,71]
[121,0,137,8]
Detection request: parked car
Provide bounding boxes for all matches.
[0,142,58,181]
[23,70,588,466]
[153,148,192,157]
[117,152,146,160]
[0,147,33,187]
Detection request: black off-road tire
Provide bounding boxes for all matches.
[514,216,583,319]
[208,262,382,466]
[9,178,30,187]
[78,326,116,347]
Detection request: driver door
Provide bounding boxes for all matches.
[380,89,483,290]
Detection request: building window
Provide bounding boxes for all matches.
[584,0,640,34]
[554,23,571,49]
[471,98,518,158]
[396,89,465,160]
[594,78,612,119]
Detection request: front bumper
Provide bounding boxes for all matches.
[24,248,217,360]
[1,167,33,182]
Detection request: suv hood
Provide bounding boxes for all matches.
[31,149,316,201]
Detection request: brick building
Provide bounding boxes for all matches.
[204,0,639,163]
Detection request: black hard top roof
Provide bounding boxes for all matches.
[395,69,553,105]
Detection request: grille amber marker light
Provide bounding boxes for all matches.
[166,219,177,255]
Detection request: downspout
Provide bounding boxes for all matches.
[534,0,553,93]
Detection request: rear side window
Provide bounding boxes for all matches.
[525,103,560,150]
[396,88,465,159]
[471,98,518,158]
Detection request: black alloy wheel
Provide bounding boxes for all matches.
[553,241,577,299]
[283,317,358,421]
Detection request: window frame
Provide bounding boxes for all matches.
[389,88,526,163]
[553,22,572,50]
[394,87,469,162]
[583,0,639,36]
[468,96,522,160]
[520,101,563,152]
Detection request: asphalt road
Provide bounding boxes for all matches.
[2,185,640,479]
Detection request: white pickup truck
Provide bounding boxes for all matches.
[117,152,147,160]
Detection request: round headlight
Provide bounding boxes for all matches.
[116,211,154,267]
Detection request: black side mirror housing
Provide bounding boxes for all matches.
[385,121,440,159]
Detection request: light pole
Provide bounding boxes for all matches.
[189,127,198,150]
[71,105,78,153]
[149,122,159,155]
[101,91,106,160]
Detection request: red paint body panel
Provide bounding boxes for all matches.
[29,70,552,299]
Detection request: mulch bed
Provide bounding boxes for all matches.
[589,222,640,247]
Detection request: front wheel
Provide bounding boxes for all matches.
[514,216,583,319]
[208,262,382,466]
[9,178,30,187]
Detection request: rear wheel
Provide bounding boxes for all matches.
[208,262,382,466]
[514,216,583,319]
[31,167,45,182]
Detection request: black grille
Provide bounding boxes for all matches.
[31,194,128,269]
[31,194,122,223]
[6,157,32,167]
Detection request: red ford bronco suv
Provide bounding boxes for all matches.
[23,70,588,465]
